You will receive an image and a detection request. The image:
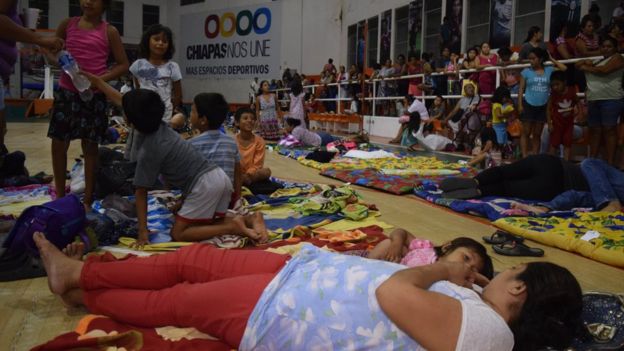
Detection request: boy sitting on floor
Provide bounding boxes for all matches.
[189,93,242,204]
[234,107,272,186]
[84,74,267,246]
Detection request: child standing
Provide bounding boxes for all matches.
[491,86,514,146]
[547,71,579,161]
[287,79,306,126]
[235,108,272,186]
[189,93,242,201]
[256,80,282,141]
[48,0,129,210]
[85,74,267,246]
[129,24,182,125]
[518,48,567,157]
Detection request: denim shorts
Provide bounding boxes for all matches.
[587,99,624,127]
[520,100,547,122]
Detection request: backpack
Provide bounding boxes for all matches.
[2,194,88,257]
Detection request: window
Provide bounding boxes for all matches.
[143,4,160,32]
[424,0,442,55]
[513,0,545,45]
[367,16,378,67]
[594,0,619,27]
[466,0,490,48]
[107,0,124,36]
[28,0,49,29]
[69,0,81,17]
[181,0,204,5]
[347,24,357,68]
[394,6,409,61]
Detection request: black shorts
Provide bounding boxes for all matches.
[48,89,108,143]
[520,99,547,123]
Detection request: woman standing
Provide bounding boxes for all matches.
[518,48,566,158]
[576,36,624,165]
[575,15,600,57]
[476,42,498,95]
[518,26,548,62]
[255,80,282,141]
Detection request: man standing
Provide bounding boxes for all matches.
[249,77,258,106]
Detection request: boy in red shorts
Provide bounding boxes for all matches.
[547,71,579,161]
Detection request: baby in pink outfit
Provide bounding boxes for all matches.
[367,228,493,280]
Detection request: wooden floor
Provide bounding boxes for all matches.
[1,122,623,350]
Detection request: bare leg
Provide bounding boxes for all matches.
[600,199,623,212]
[520,121,531,158]
[511,202,550,214]
[33,232,83,295]
[51,139,69,198]
[531,123,544,156]
[390,124,406,144]
[171,215,261,242]
[250,168,272,183]
[589,126,601,159]
[61,288,84,307]
[604,126,618,165]
[81,139,98,211]
[245,212,268,243]
[368,239,392,260]
[563,146,571,161]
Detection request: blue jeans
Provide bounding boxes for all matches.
[580,158,624,209]
[317,131,335,146]
[541,190,595,211]
[492,123,508,145]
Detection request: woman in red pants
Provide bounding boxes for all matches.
[34,232,582,351]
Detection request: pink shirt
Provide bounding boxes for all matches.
[400,238,438,267]
[60,17,109,92]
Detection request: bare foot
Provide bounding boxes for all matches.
[511,202,550,214]
[61,288,84,307]
[600,200,623,213]
[232,215,261,241]
[33,232,83,296]
[62,242,85,261]
[250,212,268,243]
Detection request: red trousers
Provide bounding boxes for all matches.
[79,244,289,349]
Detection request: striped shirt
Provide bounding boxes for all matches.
[190,130,240,183]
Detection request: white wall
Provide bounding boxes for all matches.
[166,0,342,103]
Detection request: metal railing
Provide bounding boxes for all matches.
[273,55,605,119]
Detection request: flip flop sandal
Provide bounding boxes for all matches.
[492,241,544,257]
[482,230,524,245]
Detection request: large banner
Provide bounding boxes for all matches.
[179,3,281,79]
[445,0,462,54]
[380,10,392,64]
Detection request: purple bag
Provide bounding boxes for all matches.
[2,194,87,257]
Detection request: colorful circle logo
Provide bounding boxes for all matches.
[204,7,271,38]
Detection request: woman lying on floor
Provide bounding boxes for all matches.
[35,232,582,351]
[441,154,624,212]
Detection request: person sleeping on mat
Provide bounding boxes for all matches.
[367,228,494,279]
[440,155,624,213]
[35,231,582,351]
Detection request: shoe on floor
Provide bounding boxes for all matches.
[440,177,478,192]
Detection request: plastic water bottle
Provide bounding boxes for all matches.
[57,50,93,102]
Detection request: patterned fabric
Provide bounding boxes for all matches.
[241,244,513,351]
[0,185,52,217]
[299,155,467,172]
[48,90,108,143]
[321,167,478,195]
[258,94,281,140]
[190,130,240,183]
[494,212,624,267]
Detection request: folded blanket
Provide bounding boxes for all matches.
[494,211,624,268]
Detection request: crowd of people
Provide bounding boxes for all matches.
[1,1,623,350]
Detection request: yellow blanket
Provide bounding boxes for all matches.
[494,211,624,268]
[298,155,466,172]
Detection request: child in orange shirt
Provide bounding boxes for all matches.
[235,108,272,186]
